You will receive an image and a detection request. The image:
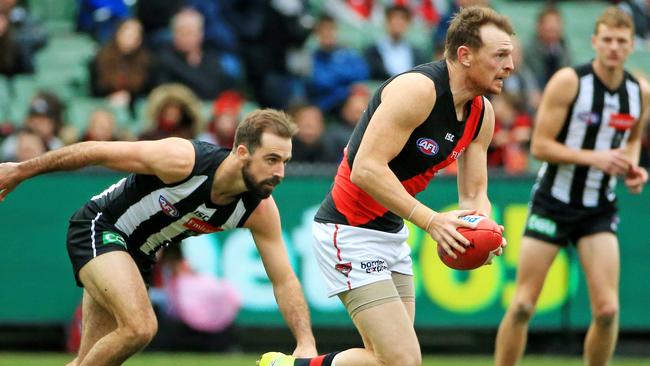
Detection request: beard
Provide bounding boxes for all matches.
[242,161,281,199]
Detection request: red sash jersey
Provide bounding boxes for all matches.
[315,60,485,233]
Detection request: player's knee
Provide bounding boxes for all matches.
[379,348,421,366]
[593,303,618,327]
[122,316,158,350]
[511,301,535,323]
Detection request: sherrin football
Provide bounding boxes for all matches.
[437,215,503,270]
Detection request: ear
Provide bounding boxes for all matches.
[457,45,473,67]
[235,144,250,161]
[591,34,597,51]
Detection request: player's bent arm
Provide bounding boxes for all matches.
[531,68,595,166]
[457,98,494,216]
[245,197,317,356]
[623,77,650,165]
[622,77,650,193]
[349,72,438,227]
[18,138,194,183]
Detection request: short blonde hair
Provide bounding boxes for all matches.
[594,7,634,35]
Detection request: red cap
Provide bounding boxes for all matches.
[212,90,244,116]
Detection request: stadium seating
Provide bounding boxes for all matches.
[9,75,38,125]
[3,0,647,138]
[26,0,77,34]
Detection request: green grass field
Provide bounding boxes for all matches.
[1,353,649,366]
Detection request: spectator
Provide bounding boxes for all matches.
[322,0,385,33]
[0,11,27,76]
[76,0,130,43]
[82,108,120,142]
[0,120,14,143]
[524,6,571,87]
[307,15,369,114]
[327,84,371,160]
[198,90,245,149]
[139,83,202,140]
[135,0,184,50]
[488,93,532,175]
[1,91,65,161]
[432,0,489,57]
[365,5,430,80]
[502,36,542,115]
[186,0,238,54]
[226,0,312,109]
[14,128,46,162]
[619,0,650,47]
[148,244,241,351]
[0,0,48,75]
[151,8,242,100]
[288,103,339,163]
[90,18,151,112]
[403,0,441,28]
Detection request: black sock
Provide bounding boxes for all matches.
[295,351,340,366]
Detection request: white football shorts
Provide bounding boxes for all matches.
[312,221,413,297]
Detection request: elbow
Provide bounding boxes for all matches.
[530,141,546,161]
[350,163,372,189]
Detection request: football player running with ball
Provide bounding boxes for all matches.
[259,7,511,366]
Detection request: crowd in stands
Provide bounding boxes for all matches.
[1,0,649,173]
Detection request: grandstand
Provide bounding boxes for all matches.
[2,1,649,129]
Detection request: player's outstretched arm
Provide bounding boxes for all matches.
[246,197,317,358]
[531,67,631,175]
[0,138,195,201]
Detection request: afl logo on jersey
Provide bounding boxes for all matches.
[578,111,600,125]
[416,138,439,156]
[159,195,179,217]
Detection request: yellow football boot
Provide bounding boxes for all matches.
[257,352,296,366]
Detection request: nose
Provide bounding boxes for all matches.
[504,55,515,73]
[274,164,285,180]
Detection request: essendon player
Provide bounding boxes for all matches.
[258,7,512,366]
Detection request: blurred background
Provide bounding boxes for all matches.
[0,0,649,364]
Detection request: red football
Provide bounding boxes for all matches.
[437,215,503,270]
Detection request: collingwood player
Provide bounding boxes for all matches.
[495,7,649,366]
[0,109,317,365]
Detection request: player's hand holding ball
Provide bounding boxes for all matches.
[436,214,504,270]
[425,209,478,259]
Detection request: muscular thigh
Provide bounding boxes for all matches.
[352,299,419,360]
[513,236,561,302]
[79,251,155,327]
[577,232,619,306]
[392,272,415,323]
